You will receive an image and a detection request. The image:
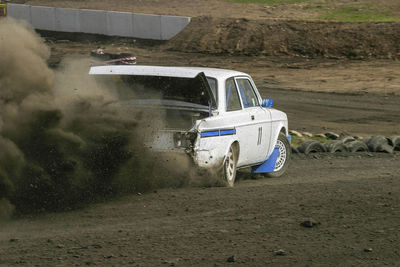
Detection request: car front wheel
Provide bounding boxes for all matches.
[264,132,291,178]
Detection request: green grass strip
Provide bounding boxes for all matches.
[320,7,400,22]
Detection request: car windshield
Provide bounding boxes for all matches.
[95,75,217,107]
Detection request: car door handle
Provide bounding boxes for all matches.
[251,115,255,120]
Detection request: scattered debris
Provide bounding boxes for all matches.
[90,49,136,65]
[274,249,286,256]
[325,132,339,140]
[300,219,320,228]
[162,258,179,265]
[226,255,235,262]
[68,246,89,250]
[289,130,303,138]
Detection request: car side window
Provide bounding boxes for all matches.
[225,78,242,111]
[236,78,259,108]
[206,77,218,102]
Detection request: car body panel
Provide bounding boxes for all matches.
[89,65,289,174]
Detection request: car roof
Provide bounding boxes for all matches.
[89,65,249,80]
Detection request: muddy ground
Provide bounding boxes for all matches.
[1,0,400,266]
[1,153,399,266]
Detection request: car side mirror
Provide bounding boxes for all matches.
[262,98,273,108]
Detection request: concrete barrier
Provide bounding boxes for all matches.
[133,13,161,40]
[6,4,190,40]
[6,3,31,23]
[161,15,191,40]
[55,8,80,32]
[31,6,55,31]
[79,9,107,35]
[106,11,133,37]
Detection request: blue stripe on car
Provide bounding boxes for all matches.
[201,129,236,138]
[201,131,220,137]
[220,129,236,136]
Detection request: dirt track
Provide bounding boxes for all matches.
[1,153,399,266]
[1,0,400,266]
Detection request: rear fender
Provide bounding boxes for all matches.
[222,140,240,165]
[193,120,239,169]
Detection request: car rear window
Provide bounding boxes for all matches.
[95,75,213,107]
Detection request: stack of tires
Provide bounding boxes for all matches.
[292,134,400,155]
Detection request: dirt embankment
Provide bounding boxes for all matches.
[167,17,400,59]
[18,0,400,59]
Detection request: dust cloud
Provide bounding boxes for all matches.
[0,18,212,218]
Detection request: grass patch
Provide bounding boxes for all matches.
[228,0,306,5]
[227,0,400,22]
[291,134,330,147]
[320,6,400,22]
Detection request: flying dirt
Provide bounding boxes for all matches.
[0,18,202,217]
[1,1,400,265]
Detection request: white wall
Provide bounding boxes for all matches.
[6,4,190,40]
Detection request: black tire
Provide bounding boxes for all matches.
[362,137,372,145]
[324,140,348,153]
[264,133,291,178]
[297,140,327,154]
[378,143,394,154]
[339,135,356,143]
[325,132,339,140]
[223,144,238,187]
[345,140,369,152]
[365,136,388,152]
[388,136,400,151]
[291,146,300,154]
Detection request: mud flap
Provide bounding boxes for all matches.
[251,146,279,173]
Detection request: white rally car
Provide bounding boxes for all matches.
[89,65,291,186]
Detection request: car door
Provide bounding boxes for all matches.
[234,77,272,165]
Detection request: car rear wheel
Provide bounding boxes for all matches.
[223,145,238,187]
[264,132,291,178]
